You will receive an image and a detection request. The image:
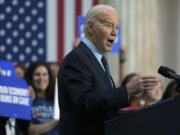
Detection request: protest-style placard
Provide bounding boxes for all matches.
[0,76,31,120]
[0,60,16,77]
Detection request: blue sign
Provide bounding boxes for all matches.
[78,16,121,53]
[0,76,32,120]
[78,16,86,39]
[0,60,16,77]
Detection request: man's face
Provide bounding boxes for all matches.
[88,10,119,53]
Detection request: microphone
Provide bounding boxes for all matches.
[158,66,180,81]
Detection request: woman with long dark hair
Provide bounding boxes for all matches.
[24,61,59,135]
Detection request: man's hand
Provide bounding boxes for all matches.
[126,74,158,96]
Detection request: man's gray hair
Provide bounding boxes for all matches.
[83,4,116,34]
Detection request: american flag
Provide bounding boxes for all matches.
[0,0,99,65]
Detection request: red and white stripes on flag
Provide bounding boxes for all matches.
[47,0,99,64]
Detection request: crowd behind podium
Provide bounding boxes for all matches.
[0,61,60,135]
[0,40,180,135]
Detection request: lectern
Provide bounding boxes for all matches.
[105,96,180,135]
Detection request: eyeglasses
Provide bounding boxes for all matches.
[98,19,120,30]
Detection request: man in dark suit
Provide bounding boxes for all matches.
[58,4,158,135]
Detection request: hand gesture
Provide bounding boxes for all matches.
[126,73,158,96]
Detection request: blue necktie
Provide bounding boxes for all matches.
[101,56,113,86]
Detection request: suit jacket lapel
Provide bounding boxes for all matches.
[79,42,113,88]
